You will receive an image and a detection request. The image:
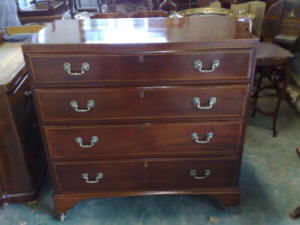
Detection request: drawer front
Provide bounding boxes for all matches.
[54,157,239,193]
[36,86,248,122]
[146,157,239,189]
[45,121,243,159]
[54,160,147,193]
[29,51,251,84]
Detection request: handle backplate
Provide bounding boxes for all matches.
[190,169,211,180]
[64,62,90,76]
[191,132,214,144]
[70,100,95,112]
[193,97,217,110]
[75,136,99,148]
[194,59,219,73]
[82,173,103,184]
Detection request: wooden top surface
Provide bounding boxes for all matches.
[22,16,258,53]
[0,43,25,88]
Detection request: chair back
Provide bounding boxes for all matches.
[262,0,300,42]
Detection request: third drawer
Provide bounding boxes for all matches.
[45,121,243,159]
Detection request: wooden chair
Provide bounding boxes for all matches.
[253,42,293,137]
[252,0,297,137]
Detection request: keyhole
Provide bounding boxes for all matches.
[139,91,145,98]
[138,126,145,133]
[139,56,144,63]
[144,161,148,168]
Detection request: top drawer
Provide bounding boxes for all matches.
[28,50,252,85]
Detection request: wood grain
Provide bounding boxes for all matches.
[23,16,258,217]
[53,157,239,193]
[45,121,243,159]
[29,51,251,85]
[35,86,249,123]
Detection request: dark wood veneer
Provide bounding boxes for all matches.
[45,121,243,159]
[36,86,249,123]
[29,51,251,85]
[22,16,258,219]
[54,157,239,193]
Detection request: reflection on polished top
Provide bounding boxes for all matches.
[23,16,258,53]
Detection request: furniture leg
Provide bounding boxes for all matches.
[208,191,240,210]
[53,194,81,217]
[272,63,290,137]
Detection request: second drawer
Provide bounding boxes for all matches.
[45,121,243,159]
[36,86,249,123]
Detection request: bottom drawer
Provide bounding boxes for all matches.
[54,157,240,193]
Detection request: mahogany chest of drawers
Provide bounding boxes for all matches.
[22,16,258,221]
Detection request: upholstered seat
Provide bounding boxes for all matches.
[256,42,293,66]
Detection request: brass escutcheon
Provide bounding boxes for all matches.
[138,126,145,133]
[139,90,145,98]
[139,56,144,63]
[144,161,149,168]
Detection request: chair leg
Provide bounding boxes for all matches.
[252,70,264,117]
[272,63,290,137]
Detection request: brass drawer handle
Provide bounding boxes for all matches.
[64,62,90,76]
[75,136,99,148]
[190,169,211,180]
[194,59,219,73]
[191,132,214,144]
[82,173,103,184]
[193,97,216,110]
[70,100,95,112]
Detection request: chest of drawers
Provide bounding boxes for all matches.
[22,16,258,220]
